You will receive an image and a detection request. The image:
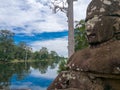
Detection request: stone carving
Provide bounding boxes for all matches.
[47,0,120,90]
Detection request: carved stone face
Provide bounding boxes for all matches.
[85,0,120,45]
[85,15,115,45]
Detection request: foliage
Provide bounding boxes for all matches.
[74,20,88,51]
[14,42,32,60]
[57,20,89,73]
[39,47,49,59]
[32,47,60,60]
[57,59,68,73]
[0,30,15,61]
[0,30,64,62]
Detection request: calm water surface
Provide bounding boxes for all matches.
[0,61,58,90]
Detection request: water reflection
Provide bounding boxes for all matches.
[0,60,59,90]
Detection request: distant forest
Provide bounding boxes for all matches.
[0,30,64,62]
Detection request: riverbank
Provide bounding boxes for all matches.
[0,59,44,64]
[10,59,39,63]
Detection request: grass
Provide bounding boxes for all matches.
[10,59,39,63]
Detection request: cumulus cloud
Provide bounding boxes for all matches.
[30,66,58,79]
[0,0,67,35]
[0,0,91,35]
[74,0,91,21]
[30,36,68,57]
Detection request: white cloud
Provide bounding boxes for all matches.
[30,66,58,79]
[30,37,68,57]
[0,0,67,35]
[74,0,91,21]
[0,0,91,35]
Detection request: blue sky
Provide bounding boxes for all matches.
[0,0,90,57]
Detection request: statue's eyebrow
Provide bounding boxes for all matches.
[85,17,93,22]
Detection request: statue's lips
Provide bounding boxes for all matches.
[87,33,96,39]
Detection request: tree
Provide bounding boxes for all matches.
[14,42,26,60]
[49,51,58,59]
[39,47,49,59]
[74,20,88,51]
[57,59,67,73]
[33,51,40,60]
[0,30,15,61]
[51,0,77,57]
[14,42,32,60]
[57,20,88,73]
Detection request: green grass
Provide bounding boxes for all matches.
[10,59,39,63]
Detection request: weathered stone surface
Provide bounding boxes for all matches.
[68,40,120,74]
[48,71,120,90]
[86,0,120,19]
[48,71,105,90]
[47,47,120,90]
[47,0,120,90]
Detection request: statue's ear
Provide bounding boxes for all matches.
[113,19,120,40]
[113,22,119,33]
[112,10,120,39]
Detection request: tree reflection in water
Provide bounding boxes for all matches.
[0,58,61,89]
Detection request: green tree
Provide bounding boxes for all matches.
[39,47,49,59]
[0,30,15,61]
[33,51,40,60]
[74,20,88,51]
[57,20,88,73]
[14,42,26,60]
[14,42,32,60]
[57,59,67,73]
[33,47,49,60]
[49,51,59,59]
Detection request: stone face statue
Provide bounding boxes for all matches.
[48,0,120,90]
[85,0,120,45]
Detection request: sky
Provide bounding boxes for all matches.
[0,0,91,57]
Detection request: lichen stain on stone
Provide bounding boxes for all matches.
[62,73,66,77]
[76,68,80,71]
[113,67,120,74]
[98,18,101,21]
[103,0,112,5]
[91,6,97,11]
[101,23,103,26]
[86,16,99,29]
[72,64,74,67]
[59,78,62,81]
[88,12,92,16]
[100,8,105,12]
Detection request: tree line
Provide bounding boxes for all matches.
[0,30,63,62]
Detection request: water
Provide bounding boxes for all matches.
[0,61,58,90]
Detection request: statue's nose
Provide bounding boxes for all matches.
[86,25,93,35]
[86,29,92,35]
